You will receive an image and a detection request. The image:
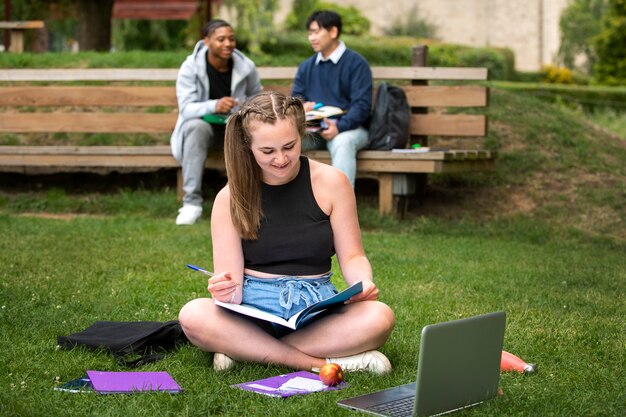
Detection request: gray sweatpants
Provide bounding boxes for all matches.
[180,118,224,206]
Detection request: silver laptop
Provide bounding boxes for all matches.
[337,311,506,417]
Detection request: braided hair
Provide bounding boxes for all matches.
[225,91,306,240]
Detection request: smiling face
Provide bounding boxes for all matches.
[307,21,339,58]
[248,118,302,185]
[205,25,236,62]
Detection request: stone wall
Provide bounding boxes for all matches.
[270,0,569,72]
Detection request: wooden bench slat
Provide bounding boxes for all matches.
[1,85,487,109]
[371,66,488,81]
[257,67,299,79]
[262,85,292,95]
[410,114,487,136]
[0,153,493,174]
[0,153,179,168]
[0,113,177,133]
[0,66,488,82]
[0,147,495,161]
[0,145,173,155]
[0,146,463,160]
[0,21,45,29]
[0,86,178,107]
[404,85,488,107]
[0,68,180,82]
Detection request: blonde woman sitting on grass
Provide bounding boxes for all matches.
[179,91,395,373]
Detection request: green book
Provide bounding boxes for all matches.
[202,114,228,125]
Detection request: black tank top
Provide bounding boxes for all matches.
[242,156,335,275]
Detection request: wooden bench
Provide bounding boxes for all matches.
[0,21,45,53]
[0,46,495,216]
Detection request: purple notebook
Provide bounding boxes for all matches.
[86,371,182,394]
[232,371,345,398]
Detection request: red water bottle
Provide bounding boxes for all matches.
[500,350,537,374]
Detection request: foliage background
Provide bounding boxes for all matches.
[592,0,626,85]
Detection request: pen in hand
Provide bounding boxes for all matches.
[185,264,215,277]
[186,264,238,303]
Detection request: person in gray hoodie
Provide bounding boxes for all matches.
[171,19,262,225]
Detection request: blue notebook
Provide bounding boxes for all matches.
[214,281,363,330]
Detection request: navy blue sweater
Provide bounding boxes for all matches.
[292,48,372,133]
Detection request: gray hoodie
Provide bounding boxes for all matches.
[170,40,262,161]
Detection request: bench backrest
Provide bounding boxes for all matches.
[0,49,488,146]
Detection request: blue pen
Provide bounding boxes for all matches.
[313,102,324,110]
[186,264,215,277]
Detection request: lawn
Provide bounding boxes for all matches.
[1,51,625,416]
[0,210,624,416]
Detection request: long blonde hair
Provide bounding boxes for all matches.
[224,91,306,240]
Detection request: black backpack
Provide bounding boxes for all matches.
[367,82,411,150]
[57,320,189,367]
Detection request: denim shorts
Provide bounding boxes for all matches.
[241,273,337,335]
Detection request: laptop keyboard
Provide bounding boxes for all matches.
[367,395,415,417]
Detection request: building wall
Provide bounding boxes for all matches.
[272,0,569,72]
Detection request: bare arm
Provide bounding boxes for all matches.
[310,161,379,302]
[210,185,244,304]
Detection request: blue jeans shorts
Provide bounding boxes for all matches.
[241,273,338,336]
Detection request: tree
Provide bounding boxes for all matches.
[223,0,277,54]
[75,0,114,51]
[558,0,607,74]
[284,0,318,31]
[593,0,626,84]
[1,0,113,51]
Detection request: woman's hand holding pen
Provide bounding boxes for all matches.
[207,271,240,304]
[346,280,379,304]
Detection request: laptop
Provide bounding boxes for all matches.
[337,311,506,417]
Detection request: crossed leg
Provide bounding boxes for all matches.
[178,297,395,370]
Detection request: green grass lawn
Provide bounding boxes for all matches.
[1,51,625,416]
[0,212,624,416]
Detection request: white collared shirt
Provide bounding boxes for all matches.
[315,41,346,65]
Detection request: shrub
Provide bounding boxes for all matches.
[429,44,515,80]
[541,65,575,84]
[259,35,517,80]
[283,1,370,36]
[458,47,516,81]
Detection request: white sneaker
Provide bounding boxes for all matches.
[213,352,236,371]
[318,350,392,374]
[175,204,202,225]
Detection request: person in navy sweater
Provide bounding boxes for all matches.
[292,10,372,187]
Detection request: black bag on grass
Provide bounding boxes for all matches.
[367,81,410,150]
[57,320,189,367]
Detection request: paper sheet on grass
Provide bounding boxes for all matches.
[232,371,345,398]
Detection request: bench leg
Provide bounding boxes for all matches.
[378,174,418,217]
[378,173,394,216]
[9,30,25,53]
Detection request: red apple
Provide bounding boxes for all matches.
[319,363,344,386]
